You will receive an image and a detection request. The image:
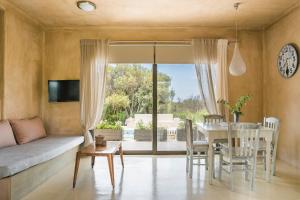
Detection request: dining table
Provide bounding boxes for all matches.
[196,122,274,185]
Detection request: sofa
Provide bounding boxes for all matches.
[0,117,84,200]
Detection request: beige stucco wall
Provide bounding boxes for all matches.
[0,10,4,120]
[264,6,300,168]
[43,28,263,135]
[0,1,43,120]
[229,31,263,123]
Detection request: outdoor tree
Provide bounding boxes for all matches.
[101,64,207,128]
[104,64,173,124]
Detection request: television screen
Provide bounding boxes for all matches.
[48,80,80,102]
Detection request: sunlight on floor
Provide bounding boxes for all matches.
[23,156,300,200]
[122,141,186,151]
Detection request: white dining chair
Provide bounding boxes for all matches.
[185,119,209,178]
[203,114,225,124]
[259,117,280,176]
[219,122,261,191]
[203,114,226,177]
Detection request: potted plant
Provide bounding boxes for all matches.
[95,120,123,141]
[176,121,186,141]
[157,127,167,142]
[134,120,152,141]
[217,95,251,122]
[95,94,129,141]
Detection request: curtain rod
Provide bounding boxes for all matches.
[108,39,236,46]
[109,40,192,46]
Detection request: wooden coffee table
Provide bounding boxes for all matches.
[73,141,124,188]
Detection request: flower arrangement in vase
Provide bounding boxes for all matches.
[217,95,251,122]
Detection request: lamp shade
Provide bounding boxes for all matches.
[229,43,246,76]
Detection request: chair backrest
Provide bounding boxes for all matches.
[263,117,280,147]
[203,114,224,124]
[185,119,193,150]
[227,123,261,160]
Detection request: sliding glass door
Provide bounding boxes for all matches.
[96,63,207,153]
[97,64,153,152]
[156,64,207,152]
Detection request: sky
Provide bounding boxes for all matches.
[144,64,200,101]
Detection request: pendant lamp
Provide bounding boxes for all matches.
[229,3,246,76]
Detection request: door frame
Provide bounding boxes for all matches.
[122,63,186,155]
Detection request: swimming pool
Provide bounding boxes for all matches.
[122,127,135,141]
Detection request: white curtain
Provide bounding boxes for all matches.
[193,39,218,114]
[193,39,228,115]
[216,39,229,118]
[80,40,109,146]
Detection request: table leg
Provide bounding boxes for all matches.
[208,138,214,185]
[91,156,95,168]
[73,152,80,188]
[119,145,124,168]
[107,154,115,187]
[266,138,272,182]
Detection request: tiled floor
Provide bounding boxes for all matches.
[23,156,300,200]
[122,141,186,151]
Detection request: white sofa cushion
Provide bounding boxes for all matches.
[0,135,84,179]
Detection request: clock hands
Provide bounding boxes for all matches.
[284,56,293,77]
[286,64,289,77]
[282,60,289,77]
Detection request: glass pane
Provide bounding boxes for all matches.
[157,64,207,151]
[96,64,153,151]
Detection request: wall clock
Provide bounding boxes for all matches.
[277,44,299,78]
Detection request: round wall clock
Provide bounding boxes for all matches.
[277,44,299,78]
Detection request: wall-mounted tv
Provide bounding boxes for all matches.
[48,80,80,102]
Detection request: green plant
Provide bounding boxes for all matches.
[104,110,126,125]
[106,64,173,117]
[136,120,152,130]
[96,120,122,130]
[105,94,129,112]
[218,95,251,115]
[178,121,185,129]
[103,93,128,123]
[174,110,208,123]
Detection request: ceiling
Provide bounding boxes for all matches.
[9,0,300,29]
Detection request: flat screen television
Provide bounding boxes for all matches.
[48,80,80,102]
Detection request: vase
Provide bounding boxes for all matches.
[233,112,241,122]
